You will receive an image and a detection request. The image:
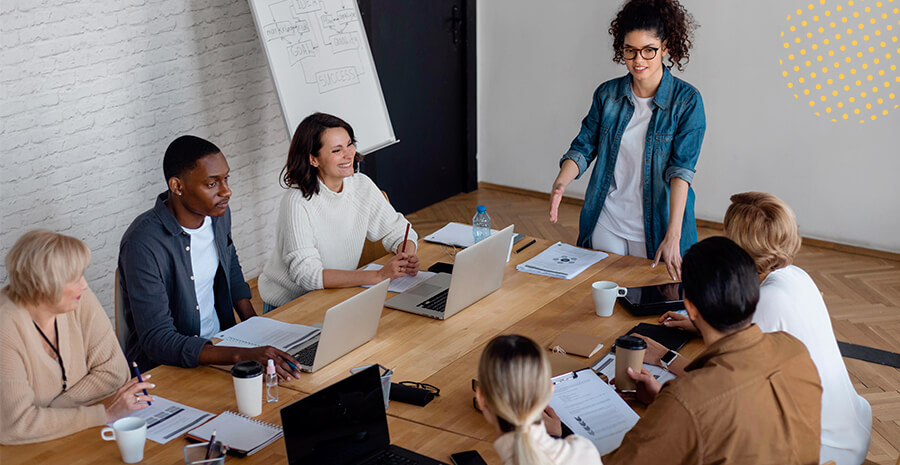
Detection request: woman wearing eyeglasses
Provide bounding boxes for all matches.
[549,0,704,281]
[0,230,155,444]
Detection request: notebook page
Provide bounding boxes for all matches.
[214,317,319,353]
[188,411,282,454]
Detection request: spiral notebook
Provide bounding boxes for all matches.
[187,411,283,457]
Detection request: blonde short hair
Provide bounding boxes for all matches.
[4,230,91,307]
[724,192,801,275]
[478,335,554,465]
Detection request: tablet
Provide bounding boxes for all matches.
[619,283,685,316]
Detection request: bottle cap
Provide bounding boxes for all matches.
[476,205,486,213]
[266,359,276,375]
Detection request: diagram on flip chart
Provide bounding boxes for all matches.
[249,0,396,152]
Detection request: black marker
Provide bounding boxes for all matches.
[515,239,536,254]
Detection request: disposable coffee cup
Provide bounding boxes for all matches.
[592,281,627,317]
[614,335,647,392]
[231,360,263,417]
[101,416,147,464]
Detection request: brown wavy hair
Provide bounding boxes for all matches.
[282,112,364,199]
[609,0,697,72]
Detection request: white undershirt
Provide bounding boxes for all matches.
[182,216,220,339]
[596,91,653,242]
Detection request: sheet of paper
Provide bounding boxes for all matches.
[359,264,437,293]
[591,352,677,385]
[549,369,639,456]
[113,396,214,444]
[516,242,608,280]
[423,222,500,248]
[214,317,319,354]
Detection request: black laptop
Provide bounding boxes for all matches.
[281,365,447,465]
[618,283,685,316]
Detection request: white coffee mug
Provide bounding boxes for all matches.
[592,281,627,317]
[101,416,147,464]
[231,360,264,417]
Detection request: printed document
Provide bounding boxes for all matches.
[423,222,499,248]
[549,369,639,455]
[359,263,437,293]
[591,352,677,385]
[113,396,213,444]
[516,242,608,279]
[214,317,319,353]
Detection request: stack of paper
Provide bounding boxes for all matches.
[214,317,319,354]
[113,396,213,444]
[516,242,608,279]
[423,222,499,248]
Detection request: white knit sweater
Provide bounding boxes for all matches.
[258,173,418,307]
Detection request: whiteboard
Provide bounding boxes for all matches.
[247,0,397,153]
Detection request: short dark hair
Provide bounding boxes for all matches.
[609,0,697,71]
[681,237,760,332]
[163,135,222,181]
[282,112,363,199]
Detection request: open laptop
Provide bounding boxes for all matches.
[385,225,514,319]
[292,279,389,372]
[281,365,447,465]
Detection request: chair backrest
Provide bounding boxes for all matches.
[357,190,391,268]
[113,268,128,350]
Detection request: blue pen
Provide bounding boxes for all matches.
[131,361,151,406]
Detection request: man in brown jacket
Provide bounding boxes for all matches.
[604,237,822,465]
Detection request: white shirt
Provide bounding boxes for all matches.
[754,265,871,465]
[493,422,602,465]
[258,173,418,307]
[596,91,652,242]
[182,216,221,339]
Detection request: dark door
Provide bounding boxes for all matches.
[358,0,476,214]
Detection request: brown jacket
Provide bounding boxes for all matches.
[605,325,822,465]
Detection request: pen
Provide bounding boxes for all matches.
[515,239,537,254]
[131,361,151,406]
[401,222,411,254]
[205,429,217,460]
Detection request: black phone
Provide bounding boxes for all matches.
[428,262,454,274]
[450,450,488,465]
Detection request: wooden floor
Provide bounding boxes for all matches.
[404,184,900,465]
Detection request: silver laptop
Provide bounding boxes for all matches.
[292,279,390,372]
[385,225,514,319]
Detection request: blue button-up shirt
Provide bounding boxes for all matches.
[118,192,252,371]
[561,66,706,259]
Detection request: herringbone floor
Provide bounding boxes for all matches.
[405,184,900,465]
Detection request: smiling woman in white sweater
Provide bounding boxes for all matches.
[258,113,419,310]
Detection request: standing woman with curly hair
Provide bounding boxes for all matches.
[549,0,704,280]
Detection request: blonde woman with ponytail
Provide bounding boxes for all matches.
[476,335,602,465]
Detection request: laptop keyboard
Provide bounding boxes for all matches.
[361,449,420,465]
[416,289,449,312]
[292,340,318,367]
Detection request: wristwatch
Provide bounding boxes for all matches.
[660,350,679,370]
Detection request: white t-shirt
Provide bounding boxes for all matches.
[754,265,871,465]
[596,91,652,242]
[182,216,221,339]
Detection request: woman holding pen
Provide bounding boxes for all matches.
[549,0,705,280]
[259,112,419,312]
[0,231,155,445]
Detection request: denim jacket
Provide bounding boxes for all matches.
[118,192,252,371]
[561,66,705,258]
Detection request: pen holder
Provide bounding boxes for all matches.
[350,364,392,409]
[183,441,226,464]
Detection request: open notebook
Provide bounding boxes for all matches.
[187,411,283,457]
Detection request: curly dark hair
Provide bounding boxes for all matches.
[282,112,364,199]
[609,0,697,72]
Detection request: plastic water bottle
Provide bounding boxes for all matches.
[266,359,278,403]
[473,205,491,243]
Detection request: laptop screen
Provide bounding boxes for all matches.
[281,365,390,465]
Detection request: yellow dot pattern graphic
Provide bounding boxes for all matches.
[782,0,900,123]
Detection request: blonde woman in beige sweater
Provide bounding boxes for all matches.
[0,230,155,445]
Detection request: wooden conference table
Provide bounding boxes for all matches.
[1,236,704,464]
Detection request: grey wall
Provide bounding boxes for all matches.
[477,0,900,252]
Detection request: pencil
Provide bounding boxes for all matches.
[205,429,217,459]
[401,222,411,254]
[131,361,151,406]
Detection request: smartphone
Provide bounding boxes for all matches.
[450,450,488,465]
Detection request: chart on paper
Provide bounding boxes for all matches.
[248,0,396,152]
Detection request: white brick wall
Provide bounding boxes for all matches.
[0,0,291,323]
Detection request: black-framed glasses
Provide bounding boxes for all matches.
[622,46,659,60]
[398,381,440,396]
